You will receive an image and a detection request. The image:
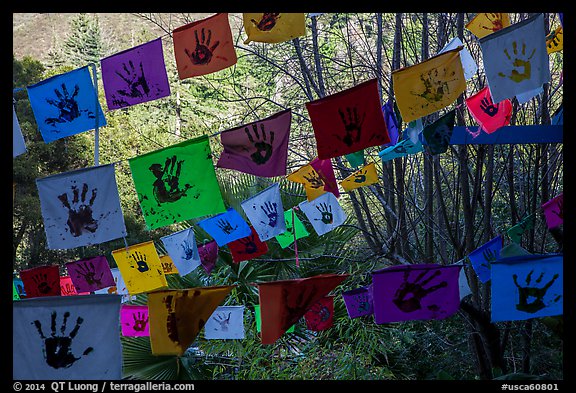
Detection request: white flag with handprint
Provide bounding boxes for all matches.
[13,294,122,380]
[160,227,201,276]
[240,182,287,241]
[204,305,245,339]
[36,163,127,250]
[298,192,347,237]
[480,13,550,104]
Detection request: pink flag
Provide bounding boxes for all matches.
[65,255,116,293]
[304,296,334,331]
[310,157,340,198]
[121,305,150,337]
[465,86,512,134]
[198,240,219,275]
[59,276,89,296]
[542,192,563,229]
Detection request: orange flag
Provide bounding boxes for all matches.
[148,286,235,355]
[340,162,379,192]
[465,13,511,39]
[257,273,348,344]
[243,13,306,44]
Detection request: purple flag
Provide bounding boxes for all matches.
[101,38,171,110]
[382,100,400,147]
[65,255,116,293]
[372,264,461,323]
[342,285,374,319]
[198,240,219,275]
[310,157,340,198]
[216,109,291,177]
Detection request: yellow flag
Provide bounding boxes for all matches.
[546,27,563,54]
[340,162,379,192]
[111,241,168,295]
[392,47,466,123]
[148,286,235,355]
[287,164,326,201]
[465,13,511,38]
[159,255,179,275]
[243,13,306,44]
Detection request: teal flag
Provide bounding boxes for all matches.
[422,110,456,155]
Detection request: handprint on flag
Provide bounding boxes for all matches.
[393,269,448,313]
[115,60,150,99]
[251,13,281,31]
[513,270,561,313]
[149,156,194,205]
[44,83,95,125]
[186,28,220,65]
[498,41,536,83]
[57,183,99,237]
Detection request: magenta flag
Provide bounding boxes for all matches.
[198,240,219,275]
[216,109,291,177]
[60,276,89,296]
[541,192,563,229]
[372,264,461,323]
[101,38,171,110]
[121,305,150,337]
[65,255,116,293]
[310,157,340,198]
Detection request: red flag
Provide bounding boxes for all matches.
[257,273,349,344]
[228,226,269,263]
[20,265,61,298]
[304,296,335,331]
[310,157,340,198]
[306,79,390,159]
[466,86,512,134]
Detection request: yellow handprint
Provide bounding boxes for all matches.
[498,41,536,83]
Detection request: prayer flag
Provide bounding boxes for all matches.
[340,162,379,192]
[453,261,472,299]
[36,163,127,250]
[382,100,400,147]
[197,208,252,246]
[465,13,511,38]
[160,255,179,275]
[13,281,21,300]
[467,236,503,283]
[228,226,269,263]
[466,86,512,134]
[26,66,107,143]
[379,119,424,161]
[422,109,456,155]
[13,104,26,157]
[93,268,136,303]
[216,109,292,177]
[516,86,543,104]
[20,265,61,298]
[287,158,340,201]
[304,296,334,331]
[240,183,286,241]
[161,227,201,276]
[541,193,563,229]
[121,305,150,337]
[204,305,245,339]
[65,255,116,293]
[129,135,225,230]
[342,285,374,319]
[13,277,26,298]
[310,157,340,198]
[60,276,80,296]
[439,37,478,80]
[298,192,347,237]
[243,13,306,44]
[173,13,237,79]
[254,304,295,333]
[101,38,170,110]
[306,78,390,159]
[198,240,219,275]
[546,26,563,54]
[345,150,365,168]
[507,213,536,243]
[275,208,310,249]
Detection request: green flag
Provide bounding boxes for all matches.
[423,109,456,155]
[275,209,310,249]
[13,281,20,300]
[129,135,226,230]
[507,213,536,243]
[345,150,365,168]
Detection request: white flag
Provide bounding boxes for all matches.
[13,104,27,158]
[240,183,287,241]
[204,306,245,340]
[439,37,478,80]
[298,192,347,236]
[94,267,136,303]
[160,227,201,276]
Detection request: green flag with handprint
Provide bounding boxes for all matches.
[275,208,310,249]
[129,135,226,230]
[507,213,536,244]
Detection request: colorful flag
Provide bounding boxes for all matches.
[480,13,550,104]
[13,104,26,158]
[465,13,511,39]
[378,120,425,162]
[228,226,269,263]
[287,158,340,201]
[275,208,310,249]
[342,285,374,319]
[304,296,334,331]
[345,150,365,168]
[173,13,237,79]
[111,241,168,295]
[160,255,179,275]
[13,281,21,300]
[392,47,466,123]
[466,86,512,134]
[491,254,562,322]
[306,78,390,159]
[310,157,340,198]
[101,38,171,110]
[36,163,127,250]
[198,240,219,275]
[204,305,245,339]
[60,276,79,296]
[197,208,252,247]
[216,109,292,177]
[371,264,462,323]
[243,13,306,44]
[541,193,563,229]
[121,305,150,337]
[161,227,201,276]
[13,277,26,299]
[129,135,225,230]
[298,192,347,237]
[340,162,379,192]
[13,294,122,380]
[258,273,348,344]
[254,304,294,334]
[26,65,107,143]
[467,236,503,283]
[507,213,536,243]
[439,37,478,80]
[20,265,61,298]
[240,183,286,241]
[93,267,136,303]
[65,255,116,293]
[546,26,563,54]
[148,286,235,355]
[422,109,456,155]
[382,100,400,147]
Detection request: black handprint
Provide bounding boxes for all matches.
[513,270,561,313]
[238,235,258,254]
[33,273,58,295]
[149,156,193,205]
[356,293,371,313]
[303,171,324,189]
[132,312,149,332]
[180,240,196,260]
[115,60,150,99]
[393,269,447,313]
[480,248,497,269]
[57,183,98,237]
[130,251,149,273]
[260,201,278,227]
[498,41,536,83]
[245,123,275,165]
[212,312,231,331]
[338,107,365,146]
[353,168,368,183]
[479,96,499,117]
[76,260,104,287]
[217,218,237,235]
[32,311,93,369]
[315,202,333,225]
[45,83,95,125]
[251,13,281,31]
[546,28,562,51]
[186,28,220,65]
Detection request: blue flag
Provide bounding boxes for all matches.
[467,236,502,283]
[197,208,252,246]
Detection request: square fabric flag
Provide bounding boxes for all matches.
[304,296,334,331]
[465,13,511,39]
[240,183,286,241]
[507,213,536,244]
[275,209,310,249]
[217,109,291,177]
[228,226,269,263]
[36,163,127,250]
[541,193,563,229]
[197,208,252,247]
[111,241,168,295]
[392,47,466,123]
[161,227,201,276]
[342,285,374,319]
[198,240,219,275]
[243,13,306,44]
[13,294,122,380]
[204,305,245,339]
[129,135,225,230]
[491,254,562,322]
[340,162,379,192]
[422,109,456,155]
[287,158,340,201]
[13,104,26,158]
[173,13,237,80]
[298,192,347,237]
[480,13,550,104]
[160,255,179,275]
[121,305,150,337]
[20,265,61,298]
[101,38,171,110]
[467,236,503,283]
[60,276,83,296]
[466,86,512,134]
[27,65,107,143]
[546,27,563,54]
[65,255,116,293]
[93,267,135,303]
[372,264,462,324]
[306,78,390,160]
[439,37,478,80]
